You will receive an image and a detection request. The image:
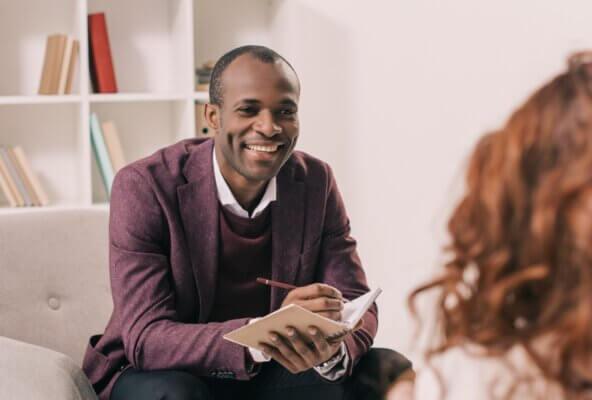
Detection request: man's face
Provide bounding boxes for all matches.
[209,55,300,184]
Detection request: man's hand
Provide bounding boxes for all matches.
[280,283,344,321]
[258,325,344,374]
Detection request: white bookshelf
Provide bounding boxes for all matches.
[0,0,273,213]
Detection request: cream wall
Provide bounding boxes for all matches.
[268,0,592,361]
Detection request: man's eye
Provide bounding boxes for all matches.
[238,107,257,115]
[278,109,296,116]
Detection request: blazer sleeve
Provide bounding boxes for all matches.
[108,166,257,380]
[315,164,378,377]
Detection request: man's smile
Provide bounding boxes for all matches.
[244,143,283,153]
[242,143,286,162]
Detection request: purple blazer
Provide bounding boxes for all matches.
[82,138,377,400]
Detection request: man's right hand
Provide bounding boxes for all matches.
[280,283,344,321]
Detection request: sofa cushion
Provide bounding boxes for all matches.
[0,208,112,365]
[0,336,98,400]
[0,337,97,400]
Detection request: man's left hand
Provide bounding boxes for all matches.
[258,325,343,374]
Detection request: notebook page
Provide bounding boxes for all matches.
[341,288,382,328]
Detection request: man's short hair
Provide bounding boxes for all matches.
[209,45,299,106]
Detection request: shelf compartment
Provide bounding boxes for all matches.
[88,0,193,94]
[193,0,271,70]
[89,100,192,203]
[0,103,83,206]
[0,0,81,96]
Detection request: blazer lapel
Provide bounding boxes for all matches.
[270,160,305,311]
[177,140,219,322]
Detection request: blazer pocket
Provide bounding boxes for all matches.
[83,335,125,385]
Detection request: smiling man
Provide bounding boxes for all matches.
[207,50,300,216]
[82,46,411,400]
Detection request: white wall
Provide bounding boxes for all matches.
[268,0,592,362]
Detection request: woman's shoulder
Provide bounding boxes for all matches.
[413,346,560,399]
[414,348,506,399]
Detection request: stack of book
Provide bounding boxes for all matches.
[88,12,118,93]
[195,61,214,91]
[0,146,49,207]
[38,34,79,95]
[90,113,126,197]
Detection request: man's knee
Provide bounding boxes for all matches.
[155,372,211,400]
[350,348,413,400]
[252,362,345,400]
[112,369,212,400]
[361,348,413,376]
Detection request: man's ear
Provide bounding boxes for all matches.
[204,103,220,133]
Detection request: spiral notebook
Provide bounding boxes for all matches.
[224,288,382,349]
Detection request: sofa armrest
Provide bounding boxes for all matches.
[0,336,98,400]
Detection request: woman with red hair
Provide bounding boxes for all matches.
[405,52,592,399]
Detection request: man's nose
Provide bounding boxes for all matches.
[254,110,282,136]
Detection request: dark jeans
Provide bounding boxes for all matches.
[110,348,411,400]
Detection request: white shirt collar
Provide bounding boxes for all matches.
[213,148,276,219]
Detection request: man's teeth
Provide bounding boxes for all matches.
[246,144,279,152]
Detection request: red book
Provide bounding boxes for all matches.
[88,13,118,93]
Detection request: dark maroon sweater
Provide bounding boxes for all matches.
[208,205,272,322]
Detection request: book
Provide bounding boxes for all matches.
[0,156,17,207]
[88,13,118,93]
[0,151,21,206]
[64,39,80,94]
[90,113,115,195]
[57,36,75,95]
[0,147,30,206]
[224,288,382,349]
[101,121,126,172]
[38,35,57,94]
[39,34,67,95]
[52,35,69,93]
[6,147,38,206]
[12,146,49,206]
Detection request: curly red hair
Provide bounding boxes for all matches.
[410,52,592,398]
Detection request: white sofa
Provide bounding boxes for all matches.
[0,208,112,400]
